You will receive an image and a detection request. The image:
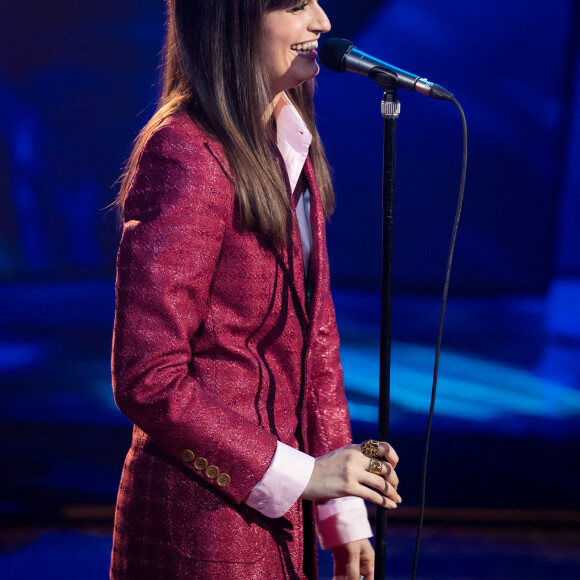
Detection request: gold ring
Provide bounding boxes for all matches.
[361,439,380,458]
[367,458,383,475]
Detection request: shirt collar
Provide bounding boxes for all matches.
[275,93,312,194]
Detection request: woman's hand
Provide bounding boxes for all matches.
[331,538,375,580]
[301,441,401,508]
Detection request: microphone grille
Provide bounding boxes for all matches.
[319,38,354,73]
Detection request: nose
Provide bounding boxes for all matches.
[310,3,331,34]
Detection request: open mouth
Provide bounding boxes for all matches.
[290,40,318,55]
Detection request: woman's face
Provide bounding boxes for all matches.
[261,1,331,103]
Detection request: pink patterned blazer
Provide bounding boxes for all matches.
[110,112,353,579]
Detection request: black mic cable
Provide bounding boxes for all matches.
[412,96,467,580]
[320,37,469,580]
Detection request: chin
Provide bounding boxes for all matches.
[291,67,320,88]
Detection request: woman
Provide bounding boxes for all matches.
[111,1,401,578]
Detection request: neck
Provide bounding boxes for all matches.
[264,91,285,124]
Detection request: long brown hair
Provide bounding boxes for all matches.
[117,0,334,248]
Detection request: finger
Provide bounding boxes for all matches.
[360,456,399,490]
[361,564,374,580]
[345,558,360,580]
[366,458,399,488]
[353,483,398,509]
[382,461,399,489]
[360,559,374,580]
[333,556,360,580]
[361,472,402,504]
[358,456,402,503]
[359,440,398,466]
[359,540,375,580]
[377,441,399,466]
[359,458,400,501]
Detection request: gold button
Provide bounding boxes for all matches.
[181,449,195,463]
[307,350,312,359]
[193,457,209,471]
[205,465,220,479]
[216,473,231,487]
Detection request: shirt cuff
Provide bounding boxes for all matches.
[245,441,315,519]
[315,497,373,549]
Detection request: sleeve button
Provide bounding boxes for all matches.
[205,465,220,479]
[193,457,209,471]
[216,473,231,487]
[181,449,195,463]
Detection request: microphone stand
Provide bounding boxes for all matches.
[370,69,400,580]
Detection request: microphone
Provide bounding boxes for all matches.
[319,38,453,101]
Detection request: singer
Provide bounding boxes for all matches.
[110,1,401,579]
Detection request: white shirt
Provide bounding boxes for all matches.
[245,94,372,549]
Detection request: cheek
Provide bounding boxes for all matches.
[263,32,289,64]
[272,42,295,73]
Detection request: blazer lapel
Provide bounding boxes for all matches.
[278,224,309,324]
[271,143,309,325]
[206,138,310,324]
[302,157,325,331]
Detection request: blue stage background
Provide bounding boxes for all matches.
[1,0,579,553]
[1,0,578,289]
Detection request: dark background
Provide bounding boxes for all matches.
[1,1,578,290]
[0,2,579,575]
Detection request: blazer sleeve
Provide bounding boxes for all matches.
[112,121,278,504]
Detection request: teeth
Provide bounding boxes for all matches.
[291,40,318,52]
